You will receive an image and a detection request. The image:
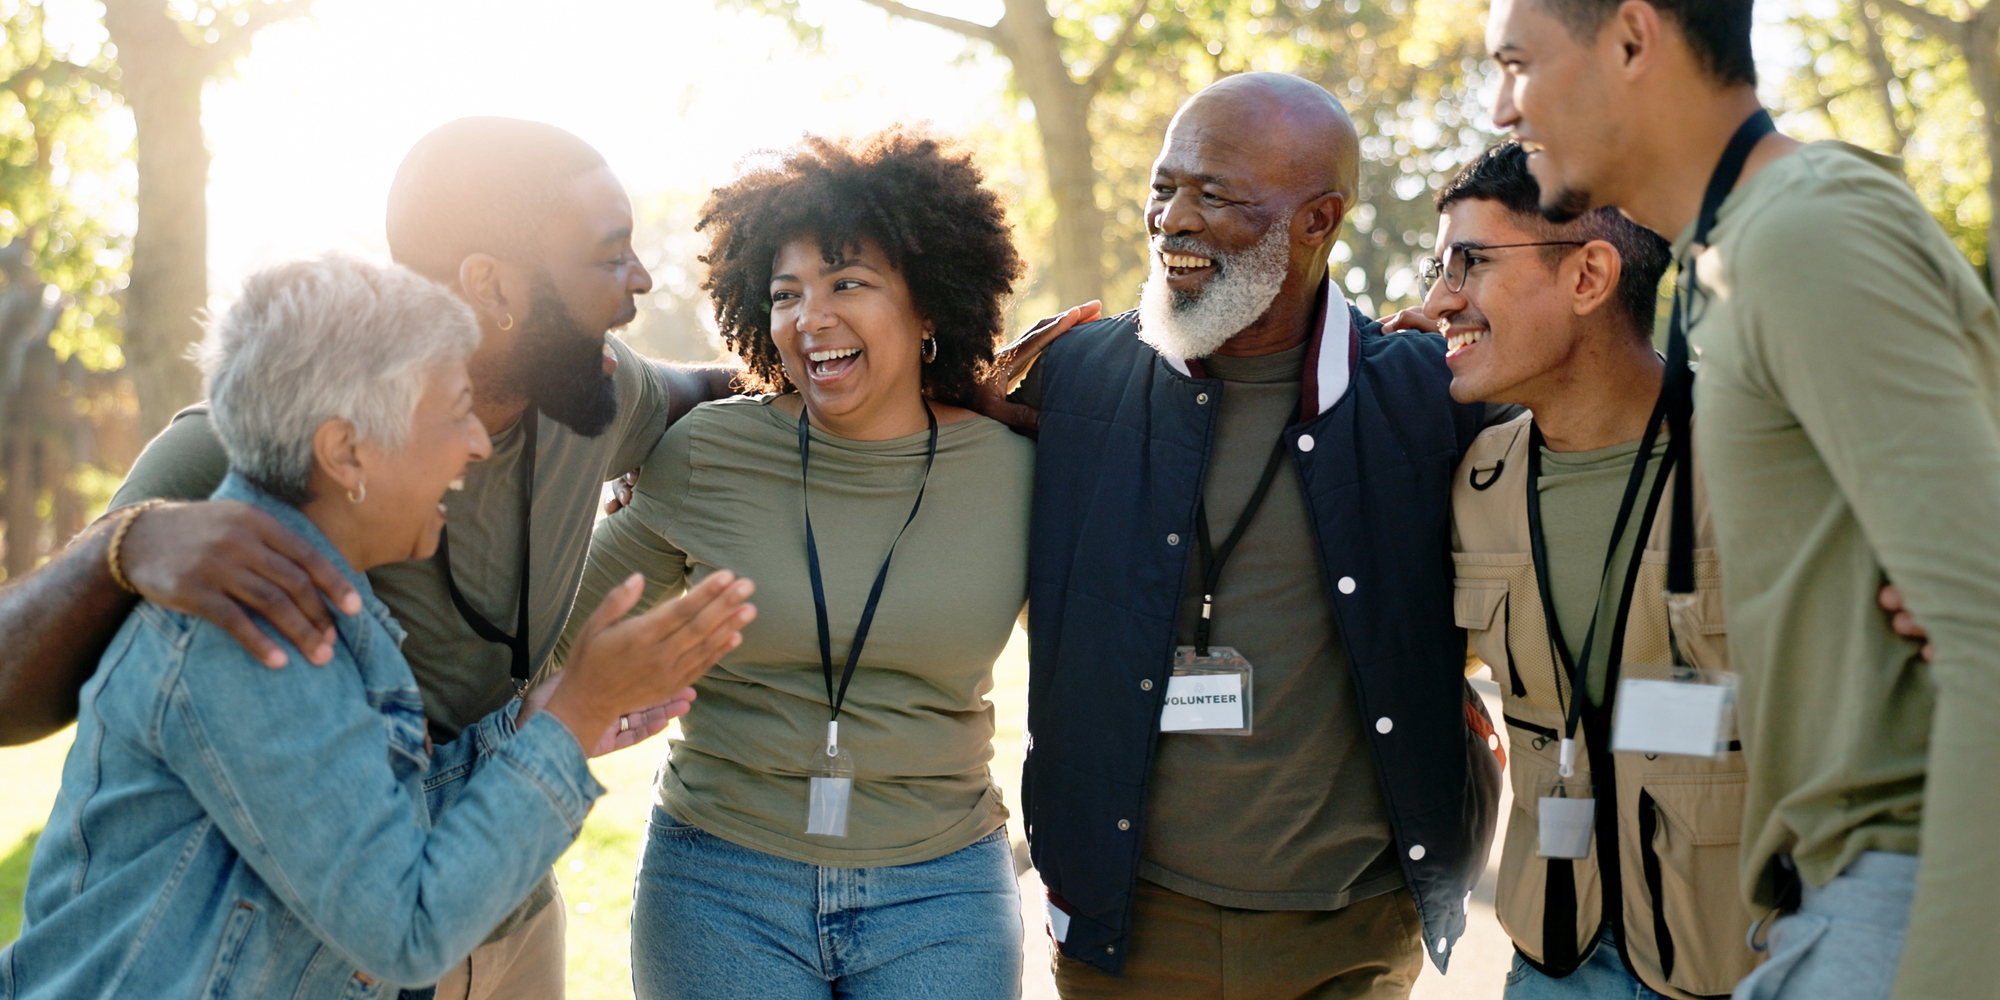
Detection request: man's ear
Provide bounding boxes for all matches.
[1570,240,1624,317]
[1293,191,1347,249]
[1612,0,1664,75]
[457,253,523,329]
[311,418,366,499]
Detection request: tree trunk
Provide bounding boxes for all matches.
[103,0,210,436]
[997,0,1107,310]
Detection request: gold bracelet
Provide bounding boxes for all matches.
[106,499,167,595]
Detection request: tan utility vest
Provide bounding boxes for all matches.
[1452,413,1760,999]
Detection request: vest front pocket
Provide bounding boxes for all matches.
[1454,577,1512,689]
[1633,772,1759,996]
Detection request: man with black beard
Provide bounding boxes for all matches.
[0,118,738,1000]
[1013,73,1501,999]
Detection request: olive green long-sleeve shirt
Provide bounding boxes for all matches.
[1686,140,2000,1000]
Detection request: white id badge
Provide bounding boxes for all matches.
[804,723,856,837]
[1536,772,1594,860]
[1160,646,1253,734]
[1611,667,1737,758]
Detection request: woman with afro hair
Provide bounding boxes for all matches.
[557,126,1075,999]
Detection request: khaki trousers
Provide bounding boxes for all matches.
[432,884,568,1000]
[1053,879,1424,1000]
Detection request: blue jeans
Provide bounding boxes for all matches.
[1505,929,1671,1000]
[1730,852,1915,1000]
[632,807,1023,1000]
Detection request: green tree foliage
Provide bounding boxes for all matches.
[1,0,130,371]
[1776,0,1997,288]
[724,0,1498,317]
[0,0,138,575]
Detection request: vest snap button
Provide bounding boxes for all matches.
[1408,844,1426,860]
[1436,937,1448,954]
[1488,733,1500,750]
[1337,576,1356,594]
[1167,533,1181,546]
[1196,392,1210,404]
[1140,679,1153,691]
[1117,819,1131,831]
[1297,433,1316,452]
[1376,717,1393,734]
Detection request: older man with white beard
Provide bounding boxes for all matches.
[1010,72,1504,1000]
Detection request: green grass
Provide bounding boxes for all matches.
[0,831,36,943]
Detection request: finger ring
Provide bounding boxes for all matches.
[619,715,631,733]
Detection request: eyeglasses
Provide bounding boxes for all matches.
[1417,241,1588,295]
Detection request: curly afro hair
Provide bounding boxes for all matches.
[698,126,1025,407]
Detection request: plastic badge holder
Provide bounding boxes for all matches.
[805,722,856,837]
[1611,666,1737,758]
[1161,645,1254,735]
[1536,772,1595,860]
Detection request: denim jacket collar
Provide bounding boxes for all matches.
[210,472,408,650]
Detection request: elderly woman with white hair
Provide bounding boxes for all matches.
[0,255,756,1000]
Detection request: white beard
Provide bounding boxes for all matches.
[1137,224,1291,360]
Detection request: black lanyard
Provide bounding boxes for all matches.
[436,406,537,690]
[1192,431,1292,657]
[800,404,938,726]
[1524,389,1671,773]
[1664,109,1775,596]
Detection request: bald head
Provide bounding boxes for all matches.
[386,117,608,286]
[1140,74,1362,359]
[1171,72,1359,205]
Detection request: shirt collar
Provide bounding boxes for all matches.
[1162,278,1354,419]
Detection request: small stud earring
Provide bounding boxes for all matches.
[922,336,938,363]
[347,481,366,504]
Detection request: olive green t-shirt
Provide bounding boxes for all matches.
[1137,343,1403,911]
[1684,140,2000,998]
[556,397,1030,866]
[110,334,674,740]
[1536,434,1668,707]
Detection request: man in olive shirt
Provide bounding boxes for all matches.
[98,118,732,1000]
[1486,0,2000,997]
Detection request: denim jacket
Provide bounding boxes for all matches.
[0,474,604,1000]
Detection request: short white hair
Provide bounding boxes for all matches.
[198,254,482,504]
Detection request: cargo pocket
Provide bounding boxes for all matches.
[1454,578,1516,694]
[1638,773,1759,996]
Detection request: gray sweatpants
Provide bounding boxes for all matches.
[1732,851,1917,1000]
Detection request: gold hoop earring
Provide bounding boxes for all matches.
[498,313,515,332]
[922,336,938,363]
[347,481,366,504]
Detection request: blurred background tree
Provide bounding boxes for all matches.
[726,0,1504,319]
[0,0,136,580]
[728,0,1998,321]
[100,0,308,436]
[1777,0,1997,289]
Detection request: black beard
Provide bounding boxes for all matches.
[1539,185,1594,225]
[512,283,618,437]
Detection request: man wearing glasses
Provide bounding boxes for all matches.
[1391,141,1759,999]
